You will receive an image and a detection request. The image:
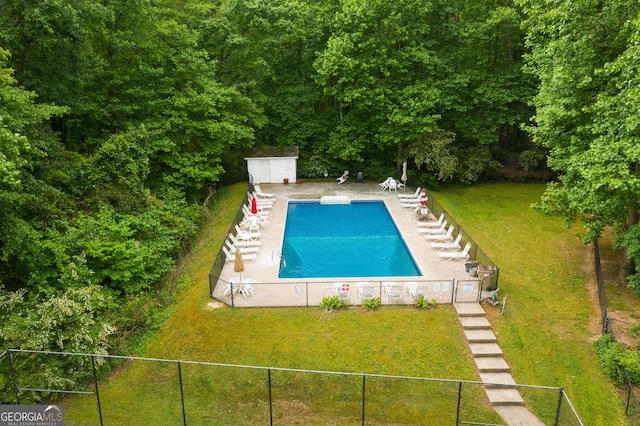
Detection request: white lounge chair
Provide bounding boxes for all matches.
[356,282,375,299]
[235,224,260,241]
[254,184,275,198]
[437,242,472,261]
[417,220,448,234]
[431,233,462,251]
[225,239,259,254]
[401,197,428,209]
[417,212,445,227]
[398,187,422,199]
[423,225,455,241]
[228,233,261,248]
[336,171,349,184]
[379,177,393,190]
[222,246,257,263]
[383,282,403,300]
[405,282,426,299]
[247,194,274,208]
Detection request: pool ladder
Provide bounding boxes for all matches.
[272,250,286,271]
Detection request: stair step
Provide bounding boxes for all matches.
[479,372,517,388]
[459,316,491,330]
[469,342,503,357]
[485,387,525,406]
[475,356,510,373]
[463,329,497,343]
[453,303,485,317]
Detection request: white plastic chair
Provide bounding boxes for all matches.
[405,282,426,299]
[383,282,403,300]
[379,177,392,190]
[334,283,351,302]
[356,282,375,299]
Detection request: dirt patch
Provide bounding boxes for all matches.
[582,246,604,342]
[583,242,640,347]
[205,301,226,310]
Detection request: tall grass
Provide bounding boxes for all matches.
[61,182,626,425]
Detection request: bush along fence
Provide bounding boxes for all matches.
[1,349,582,425]
[593,238,640,421]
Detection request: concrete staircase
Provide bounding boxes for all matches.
[454,303,545,426]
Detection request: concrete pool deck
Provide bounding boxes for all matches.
[213,182,483,307]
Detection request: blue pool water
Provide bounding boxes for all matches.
[279,200,422,278]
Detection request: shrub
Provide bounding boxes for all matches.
[595,334,640,384]
[414,296,436,309]
[361,297,380,310]
[319,296,348,311]
[630,322,640,339]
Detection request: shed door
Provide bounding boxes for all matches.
[259,160,271,183]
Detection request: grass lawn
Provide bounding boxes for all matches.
[62,182,627,425]
[432,182,628,425]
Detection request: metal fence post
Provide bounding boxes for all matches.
[91,355,104,426]
[268,368,273,426]
[554,386,564,426]
[7,350,20,404]
[626,379,632,415]
[178,361,187,425]
[455,381,462,425]
[361,375,366,426]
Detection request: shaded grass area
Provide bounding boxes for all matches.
[62,182,627,425]
[63,183,500,425]
[432,182,627,425]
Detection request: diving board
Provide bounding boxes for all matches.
[320,195,351,204]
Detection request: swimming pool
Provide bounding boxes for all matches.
[279,200,422,278]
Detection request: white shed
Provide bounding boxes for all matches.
[245,146,299,184]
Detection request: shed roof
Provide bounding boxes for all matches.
[245,146,299,159]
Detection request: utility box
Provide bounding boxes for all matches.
[478,265,498,290]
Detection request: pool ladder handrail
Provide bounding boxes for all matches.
[272,250,286,270]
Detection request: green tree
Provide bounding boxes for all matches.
[0,48,70,290]
[314,0,444,167]
[519,0,640,290]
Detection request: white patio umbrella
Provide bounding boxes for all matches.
[401,161,408,189]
